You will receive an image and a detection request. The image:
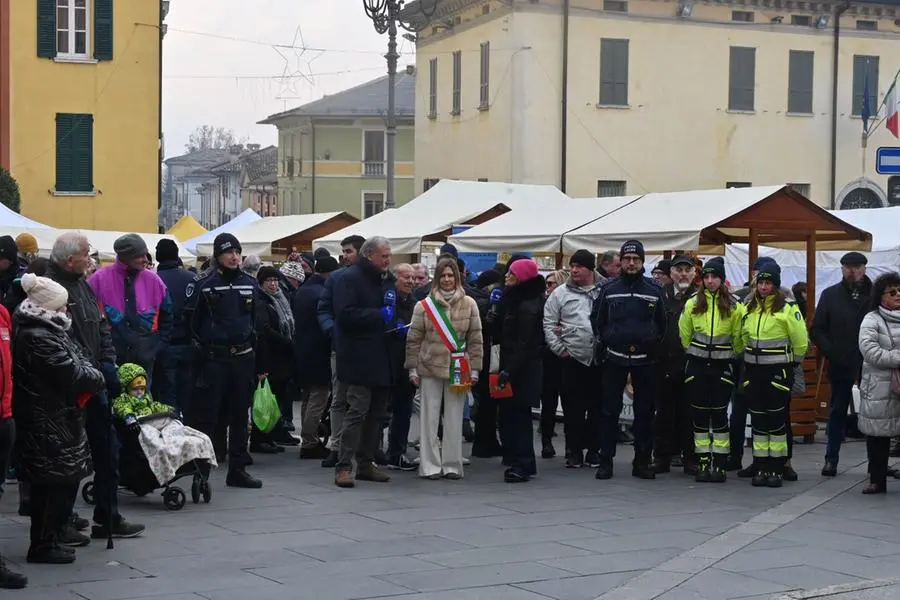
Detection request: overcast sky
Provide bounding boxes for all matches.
[162,0,417,158]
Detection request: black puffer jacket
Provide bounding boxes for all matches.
[255,291,294,381]
[499,276,547,381]
[13,305,106,484]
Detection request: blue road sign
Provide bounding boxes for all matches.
[876,147,900,175]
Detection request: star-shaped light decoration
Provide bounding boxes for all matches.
[273,26,324,98]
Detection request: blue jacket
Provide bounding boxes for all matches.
[316,266,350,346]
[184,267,260,349]
[156,261,195,345]
[591,274,667,366]
[293,274,331,387]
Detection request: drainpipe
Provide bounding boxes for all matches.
[829,3,850,208]
[560,0,570,193]
[158,1,164,231]
[311,119,317,213]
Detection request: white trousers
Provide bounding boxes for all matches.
[419,377,465,477]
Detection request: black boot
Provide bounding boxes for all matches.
[632,456,656,480]
[751,459,768,487]
[321,450,339,468]
[0,557,27,589]
[653,456,671,474]
[725,455,743,472]
[594,457,613,480]
[27,544,75,564]
[695,457,712,483]
[541,439,556,459]
[226,469,262,489]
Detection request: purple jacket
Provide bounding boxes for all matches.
[88,261,173,368]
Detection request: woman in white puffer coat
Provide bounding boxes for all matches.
[857,272,900,494]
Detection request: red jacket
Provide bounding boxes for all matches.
[0,305,11,418]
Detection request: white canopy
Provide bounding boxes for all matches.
[562,185,871,254]
[81,230,196,265]
[195,212,351,257]
[0,204,54,230]
[315,180,570,255]
[448,196,640,253]
[183,208,261,254]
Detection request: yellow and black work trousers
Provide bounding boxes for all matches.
[684,358,733,467]
[743,363,792,474]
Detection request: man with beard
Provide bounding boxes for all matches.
[654,255,698,475]
[592,240,666,480]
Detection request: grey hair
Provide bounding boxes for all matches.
[599,251,619,265]
[241,254,261,275]
[50,232,90,264]
[392,262,413,275]
[360,236,391,258]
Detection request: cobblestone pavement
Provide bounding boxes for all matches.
[2,431,899,600]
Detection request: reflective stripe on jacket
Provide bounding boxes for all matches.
[742,297,808,365]
[679,289,746,361]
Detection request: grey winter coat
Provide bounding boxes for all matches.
[543,272,606,366]
[857,308,900,438]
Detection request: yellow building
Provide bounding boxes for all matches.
[1,0,165,231]
[415,0,900,209]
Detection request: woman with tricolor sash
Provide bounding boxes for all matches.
[405,257,484,479]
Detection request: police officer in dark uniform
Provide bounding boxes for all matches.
[184,233,263,489]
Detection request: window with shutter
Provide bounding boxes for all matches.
[599,39,629,106]
[479,42,490,110]
[55,113,93,193]
[728,47,756,111]
[428,58,438,118]
[851,55,879,116]
[53,0,90,59]
[787,50,814,114]
[37,0,56,57]
[94,0,113,60]
[452,51,462,115]
[597,180,626,197]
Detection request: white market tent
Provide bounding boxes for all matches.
[561,185,872,254]
[314,180,571,255]
[80,230,195,265]
[0,204,55,231]
[195,212,357,258]
[183,208,261,254]
[448,196,640,253]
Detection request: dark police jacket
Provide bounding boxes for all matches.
[156,260,195,345]
[183,267,260,354]
[661,283,697,378]
[591,273,667,367]
[332,257,396,388]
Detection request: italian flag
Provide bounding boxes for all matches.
[889,76,899,138]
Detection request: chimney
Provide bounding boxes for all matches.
[405,64,415,75]
[229,144,243,155]
[247,143,261,152]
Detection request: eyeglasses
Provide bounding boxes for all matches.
[884,288,900,297]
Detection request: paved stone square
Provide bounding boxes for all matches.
[2,432,899,600]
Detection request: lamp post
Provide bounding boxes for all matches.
[362,0,441,208]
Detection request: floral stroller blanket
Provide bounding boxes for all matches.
[138,417,217,485]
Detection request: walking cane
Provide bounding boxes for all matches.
[104,391,115,550]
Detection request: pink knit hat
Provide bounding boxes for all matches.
[508,258,539,282]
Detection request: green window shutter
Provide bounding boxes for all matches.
[55,113,93,192]
[37,0,56,58]
[55,114,75,191]
[94,0,114,60]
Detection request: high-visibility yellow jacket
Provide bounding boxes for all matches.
[742,296,809,365]
[679,289,746,360]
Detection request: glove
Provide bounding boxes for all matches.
[381,305,395,325]
[125,415,140,433]
[169,410,182,421]
[395,321,409,338]
[489,288,503,306]
[101,361,121,399]
[496,370,510,389]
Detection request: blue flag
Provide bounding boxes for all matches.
[862,69,872,134]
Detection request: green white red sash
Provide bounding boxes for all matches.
[422,296,472,393]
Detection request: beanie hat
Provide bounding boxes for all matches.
[508,258,539,282]
[653,259,671,274]
[0,235,19,262]
[756,261,782,287]
[280,261,306,283]
[15,233,38,256]
[313,247,331,261]
[753,256,776,271]
[439,243,458,258]
[701,257,726,281]
[475,269,503,289]
[256,266,280,284]
[241,254,261,276]
[315,256,339,274]
[21,273,68,311]
[114,234,149,261]
[155,238,179,263]
[620,240,645,262]
[213,233,241,257]
[570,249,597,271]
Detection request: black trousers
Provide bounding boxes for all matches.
[84,392,120,525]
[561,359,601,455]
[0,417,13,501]
[684,358,733,465]
[30,483,77,549]
[867,436,891,487]
[472,377,500,452]
[388,379,415,460]
[654,368,694,463]
[499,395,538,477]
[189,353,256,471]
[745,363,792,472]
[600,362,657,461]
[540,352,564,441]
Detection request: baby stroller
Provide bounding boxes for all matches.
[81,413,212,511]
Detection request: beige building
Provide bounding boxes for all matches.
[415,0,900,209]
[260,69,416,219]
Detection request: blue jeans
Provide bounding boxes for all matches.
[85,392,121,526]
[154,345,193,413]
[825,369,856,463]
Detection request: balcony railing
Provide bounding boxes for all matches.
[363,161,385,177]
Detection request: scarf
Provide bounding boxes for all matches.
[266,289,294,340]
[422,293,472,392]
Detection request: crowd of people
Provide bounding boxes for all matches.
[1,227,898,590]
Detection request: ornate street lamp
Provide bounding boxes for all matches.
[362,0,441,208]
